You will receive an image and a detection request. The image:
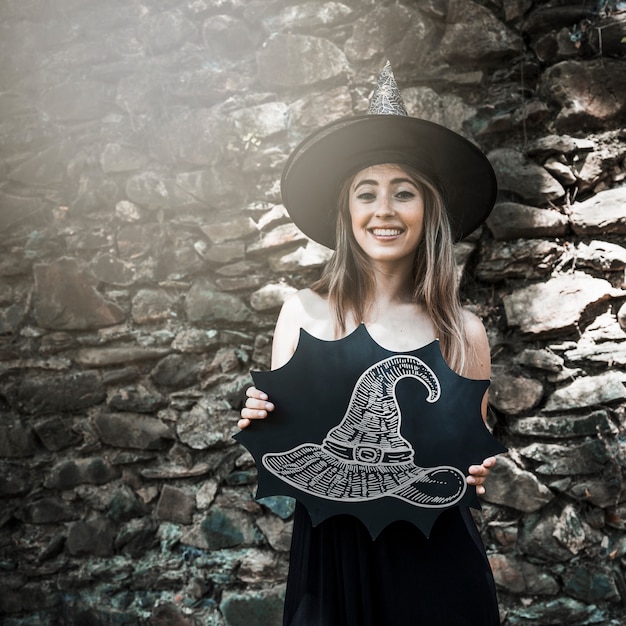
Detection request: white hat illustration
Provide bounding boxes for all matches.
[262,354,467,508]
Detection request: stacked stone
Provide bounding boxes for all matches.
[0,0,625,624]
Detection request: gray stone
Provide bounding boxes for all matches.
[32,416,80,451]
[100,143,149,173]
[114,518,158,558]
[488,149,565,206]
[89,253,137,286]
[263,2,353,32]
[0,421,37,457]
[441,0,522,64]
[502,274,616,336]
[402,87,474,136]
[256,516,293,552]
[476,240,562,281]
[247,223,309,255]
[289,87,353,135]
[220,587,285,626]
[33,258,126,330]
[67,516,115,557]
[156,485,196,525]
[489,373,544,415]
[258,496,297,520]
[518,439,609,475]
[509,597,607,624]
[543,156,577,185]
[44,457,119,489]
[541,59,626,130]
[8,143,71,187]
[564,565,619,603]
[202,14,257,60]
[570,187,626,235]
[519,512,577,562]
[3,371,105,414]
[137,9,197,54]
[131,288,179,324]
[176,400,236,450]
[237,548,283,583]
[75,347,172,368]
[125,171,199,212]
[489,553,559,595]
[202,241,247,265]
[94,413,174,450]
[107,384,168,413]
[185,278,252,323]
[257,34,349,89]
[345,4,436,65]
[575,240,626,271]
[514,348,564,373]
[199,509,246,550]
[482,455,554,512]
[486,202,569,240]
[564,341,626,367]
[249,283,297,312]
[508,410,614,439]
[201,217,257,245]
[552,504,586,555]
[568,476,623,508]
[172,329,220,353]
[40,80,114,122]
[150,354,204,389]
[544,372,626,411]
[231,102,289,140]
[619,301,626,332]
[23,497,78,523]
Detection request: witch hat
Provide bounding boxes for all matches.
[262,354,467,507]
[280,61,497,248]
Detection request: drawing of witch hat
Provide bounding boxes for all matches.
[262,354,467,508]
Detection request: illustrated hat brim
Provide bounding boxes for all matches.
[262,443,467,507]
[280,114,497,248]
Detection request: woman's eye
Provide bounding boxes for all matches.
[357,192,376,201]
[396,190,415,199]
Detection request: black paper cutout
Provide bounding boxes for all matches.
[235,324,507,539]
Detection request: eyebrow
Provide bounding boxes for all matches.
[353,177,417,190]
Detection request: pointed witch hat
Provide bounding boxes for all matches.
[280,61,497,248]
[261,354,467,508]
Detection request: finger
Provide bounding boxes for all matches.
[237,417,251,430]
[241,407,270,420]
[245,397,274,412]
[246,387,269,401]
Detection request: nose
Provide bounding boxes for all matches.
[374,193,395,217]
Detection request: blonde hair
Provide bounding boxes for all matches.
[311,164,469,373]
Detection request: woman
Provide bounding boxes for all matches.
[239,63,500,625]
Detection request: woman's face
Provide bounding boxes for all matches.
[348,163,425,266]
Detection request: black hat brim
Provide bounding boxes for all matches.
[280,115,497,248]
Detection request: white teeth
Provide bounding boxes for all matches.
[371,228,402,237]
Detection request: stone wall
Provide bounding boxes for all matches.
[1,0,626,624]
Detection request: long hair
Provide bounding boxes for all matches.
[311,163,469,374]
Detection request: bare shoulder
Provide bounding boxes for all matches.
[271,289,331,369]
[461,308,491,379]
[461,308,488,343]
[277,288,328,325]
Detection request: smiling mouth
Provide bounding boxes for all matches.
[370,228,403,237]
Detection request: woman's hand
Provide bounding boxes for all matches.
[466,456,496,495]
[238,387,274,430]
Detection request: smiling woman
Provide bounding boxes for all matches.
[238,62,501,626]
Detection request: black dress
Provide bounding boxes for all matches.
[283,502,500,626]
